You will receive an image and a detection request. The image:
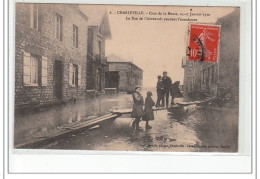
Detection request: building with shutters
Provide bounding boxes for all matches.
[15,3,89,110]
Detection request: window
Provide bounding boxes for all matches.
[30,55,39,84]
[72,65,77,85]
[73,25,78,48]
[23,52,48,86]
[69,63,81,87]
[202,69,206,84]
[98,41,102,58]
[211,65,215,83]
[23,53,39,85]
[30,4,39,30]
[55,14,63,41]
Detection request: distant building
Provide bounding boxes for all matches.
[15,4,88,110]
[80,7,111,93]
[182,9,239,99]
[182,56,194,94]
[106,54,143,92]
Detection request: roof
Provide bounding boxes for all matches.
[107,54,143,71]
[107,54,133,63]
[216,8,240,24]
[70,5,88,21]
[79,5,111,39]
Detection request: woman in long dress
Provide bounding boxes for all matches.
[131,86,144,131]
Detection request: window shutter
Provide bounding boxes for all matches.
[78,65,81,86]
[69,63,73,85]
[41,56,48,86]
[23,52,31,85]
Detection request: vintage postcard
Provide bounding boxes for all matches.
[14,3,240,153]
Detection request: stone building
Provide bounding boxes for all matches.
[182,56,218,97]
[182,9,239,99]
[79,6,111,93]
[216,8,240,100]
[15,3,88,110]
[106,54,143,92]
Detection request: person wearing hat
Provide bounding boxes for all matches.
[144,91,155,129]
[162,71,172,108]
[131,86,144,132]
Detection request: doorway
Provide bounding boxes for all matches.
[96,68,102,91]
[54,60,63,100]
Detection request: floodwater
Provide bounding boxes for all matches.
[43,106,238,152]
[15,88,238,152]
[14,92,133,145]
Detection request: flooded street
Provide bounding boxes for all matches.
[14,92,133,145]
[14,88,238,152]
[43,106,238,152]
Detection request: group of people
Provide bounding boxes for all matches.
[156,71,182,107]
[131,71,182,132]
[131,86,154,131]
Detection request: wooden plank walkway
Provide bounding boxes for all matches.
[176,98,213,106]
[110,106,167,114]
[15,113,121,149]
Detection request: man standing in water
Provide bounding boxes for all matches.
[156,75,164,107]
[162,71,172,108]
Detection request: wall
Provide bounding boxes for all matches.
[217,9,240,99]
[87,19,107,92]
[15,3,88,109]
[108,62,143,92]
[182,9,239,99]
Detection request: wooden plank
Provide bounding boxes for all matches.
[110,107,167,114]
[110,108,132,114]
[15,113,121,148]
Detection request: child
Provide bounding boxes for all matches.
[144,91,155,129]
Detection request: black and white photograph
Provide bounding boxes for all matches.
[13,3,240,153]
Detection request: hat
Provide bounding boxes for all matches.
[135,86,141,90]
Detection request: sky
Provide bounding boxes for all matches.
[80,5,236,87]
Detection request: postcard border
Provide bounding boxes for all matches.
[4,0,256,176]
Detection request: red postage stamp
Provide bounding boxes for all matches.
[188,24,221,63]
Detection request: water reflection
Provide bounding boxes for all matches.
[14,93,133,145]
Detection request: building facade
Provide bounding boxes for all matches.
[15,4,88,110]
[106,54,143,92]
[216,9,240,100]
[81,7,111,93]
[182,9,239,100]
[182,57,218,97]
